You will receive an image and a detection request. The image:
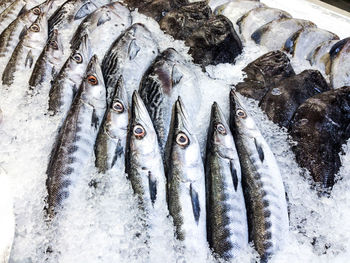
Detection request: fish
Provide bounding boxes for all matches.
[251,18,316,51]
[70,2,131,60]
[95,76,128,173]
[284,27,339,60]
[48,34,92,117]
[165,97,208,256]
[0,0,26,35]
[205,102,248,260]
[237,7,291,42]
[102,23,158,103]
[259,69,329,128]
[307,39,339,74]
[229,90,289,261]
[159,1,212,41]
[139,48,200,154]
[185,14,242,66]
[208,0,260,11]
[2,13,48,86]
[0,0,52,64]
[235,50,295,101]
[28,28,64,89]
[0,0,15,14]
[329,38,350,89]
[46,55,107,217]
[126,91,167,213]
[289,86,350,188]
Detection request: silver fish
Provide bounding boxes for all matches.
[0,0,15,14]
[0,0,26,35]
[126,91,167,214]
[252,18,316,51]
[330,38,350,89]
[2,13,48,86]
[205,102,248,260]
[165,97,207,256]
[95,76,128,173]
[28,28,64,89]
[284,27,339,60]
[139,48,200,155]
[229,90,289,261]
[308,39,339,74]
[209,0,260,11]
[70,2,131,60]
[102,23,158,103]
[237,7,291,42]
[48,34,92,117]
[46,55,107,217]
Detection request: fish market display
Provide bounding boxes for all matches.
[46,55,106,217]
[330,38,350,89]
[205,102,248,260]
[230,91,289,261]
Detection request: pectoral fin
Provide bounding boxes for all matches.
[254,138,264,162]
[230,161,238,191]
[190,183,200,224]
[148,171,157,205]
[97,12,111,26]
[75,2,97,20]
[25,50,34,69]
[128,39,140,60]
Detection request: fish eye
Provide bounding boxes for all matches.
[176,132,189,147]
[72,53,83,63]
[216,123,227,135]
[133,124,146,139]
[50,41,59,50]
[33,7,41,15]
[30,24,40,32]
[87,75,98,85]
[112,100,124,113]
[236,109,247,119]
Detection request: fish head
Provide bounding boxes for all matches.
[106,77,129,138]
[209,102,236,159]
[24,13,48,46]
[68,34,92,70]
[81,55,107,109]
[129,91,158,155]
[46,29,64,60]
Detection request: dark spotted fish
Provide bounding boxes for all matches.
[46,55,107,217]
[229,90,289,262]
[95,77,128,173]
[205,102,248,260]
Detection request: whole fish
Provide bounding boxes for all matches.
[48,34,92,117]
[2,13,48,86]
[126,91,167,214]
[329,38,350,89]
[0,0,52,63]
[29,28,64,89]
[70,2,131,60]
[237,7,291,42]
[252,18,316,51]
[46,55,107,217]
[0,0,26,35]
[284,27,339,60]
[229,90,289,261]
[102,23,158,103]
[307,39,338,74]
[139,48,200,154]
[205,102,248,260]
[165,97,207,256]
[95,76,128,173]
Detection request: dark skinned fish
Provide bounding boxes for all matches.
[46,55,107,217]
[95,77,128,173]
[205,102,248,260]
[230,90,289,262]
[2,13,48,86]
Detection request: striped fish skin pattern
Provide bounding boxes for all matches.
[46,55,107,217]
[205,102,248,260]
[229,90,289,262]
[95,76,128,173]
[0,0,26,35]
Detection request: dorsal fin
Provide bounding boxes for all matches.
[254,138,264,162]
[230,161,238,191]
[148,171,157,205]
[190,183,200,223]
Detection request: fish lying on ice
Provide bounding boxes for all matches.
[307,39,339,74]
[102,23,158,103]
[230,90,289,261]
[2,13,48,86]
[329,38,350,89]
[46,55,107,217]
[0,0,27,35]
[0,0,15,14]
[95,77,128,173]
[205,102,248,260]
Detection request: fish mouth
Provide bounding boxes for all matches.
[131,90,152,126]
[174,96,192,133]
[230,89,245,112]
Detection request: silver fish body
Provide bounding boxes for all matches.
[139,48,200,155]
[165,97,207,256]
[330,38,350,89]
[0,0,15,14]
[29,28,64,89]
[0,0,26,35]
[102,23,158,103]
[46,55,107,217]
[308,39,338,74]
[48,34,92,117]
[229,90,289,261]
[205,102,248,260]
[2,13,48,86]
[95,76,128,173]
